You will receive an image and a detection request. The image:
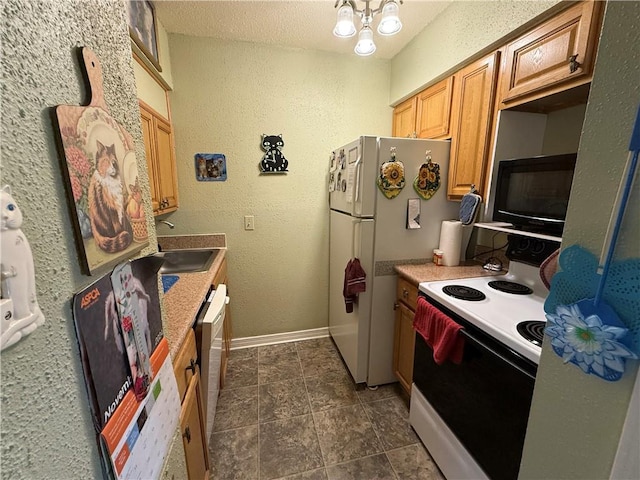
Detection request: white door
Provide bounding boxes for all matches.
[328,210,374,384]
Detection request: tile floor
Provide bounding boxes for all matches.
[208,337,445,480]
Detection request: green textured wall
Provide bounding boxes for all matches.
[160,36,392,339]
[1,0,155,477]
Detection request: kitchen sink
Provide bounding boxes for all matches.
[153,249,220,274]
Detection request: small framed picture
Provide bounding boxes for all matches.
[125,0,162,72]
[195,153,227,182]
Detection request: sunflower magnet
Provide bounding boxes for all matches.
[377,147,405,199]
[413,150,441,200]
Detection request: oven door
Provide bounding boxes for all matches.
[412,294,537,480]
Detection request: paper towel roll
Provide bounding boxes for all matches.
[439,220,462,266]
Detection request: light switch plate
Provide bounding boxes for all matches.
[244,215,255,230]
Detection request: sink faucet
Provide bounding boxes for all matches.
[157,220,175,229]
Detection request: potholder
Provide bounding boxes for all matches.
[377,148,405,199]
[459,190,481,225]
[413,152,441,200]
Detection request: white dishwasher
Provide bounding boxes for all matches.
[194,284,229,442]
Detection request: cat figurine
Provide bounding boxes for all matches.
[0,185,45,351]
[88,141,133,253]
[260,134,289,172]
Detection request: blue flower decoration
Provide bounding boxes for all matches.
[545,302,638,381]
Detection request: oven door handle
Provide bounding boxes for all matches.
[459,329,536,380]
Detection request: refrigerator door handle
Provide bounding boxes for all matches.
[353,154,362,213]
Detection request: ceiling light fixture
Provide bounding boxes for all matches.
[333,0,403,56]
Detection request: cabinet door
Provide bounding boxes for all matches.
[392,96,418,138]
[140,106,160,212]
[173,329,198,402]
[155,115,179,213]
[180,370,209,480]
[393,302,416,395]
[448,52,499,200]
[415,77,454,139]
[500,1,602,107]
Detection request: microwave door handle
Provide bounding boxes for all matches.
[459,329,536,380]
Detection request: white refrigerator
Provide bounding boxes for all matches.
[329,136,459,386]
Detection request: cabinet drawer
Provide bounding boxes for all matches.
[174,329,197,403]
[396,277,418,311]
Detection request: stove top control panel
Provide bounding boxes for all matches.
[506,234,560,267]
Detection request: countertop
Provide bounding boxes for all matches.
[394,261,505,285]
[157,234,227,358]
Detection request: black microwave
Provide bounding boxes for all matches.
[492,153,577,236]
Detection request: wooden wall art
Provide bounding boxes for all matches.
[55,48,149,275]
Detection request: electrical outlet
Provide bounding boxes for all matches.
[244,215,255,230]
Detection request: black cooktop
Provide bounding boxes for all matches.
[442,285,486,301]
[488,280,533,295]
[517,320,545,346]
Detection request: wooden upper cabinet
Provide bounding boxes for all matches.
[392,96,418,138]
[139,100,179,216]
[500,0,603,108]
[415,77,454,139]
[448,51,499,200]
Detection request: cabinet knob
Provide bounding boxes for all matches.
[569,54,581,73]
[185,358,197,374]
[393,303,400,310]
[402,288,409,298]
[183,426,191,443]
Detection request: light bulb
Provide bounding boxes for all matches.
[377,0,402,36]
[354,25,376,56]
[334,2,356,38]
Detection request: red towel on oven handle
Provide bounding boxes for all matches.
[413,296,465,365]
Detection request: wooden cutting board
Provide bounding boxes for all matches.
[55,48,149,275]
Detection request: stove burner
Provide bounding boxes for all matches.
[488,280,533,295]
[517,321,545,346]
[442,285,486,301]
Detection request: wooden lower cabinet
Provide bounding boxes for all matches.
[393,277,419,395]
[173,330,209,480]
[180,371,209,480]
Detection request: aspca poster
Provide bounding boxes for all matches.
[72,256,164,432]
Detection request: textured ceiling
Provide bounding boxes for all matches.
[154,1,452,59]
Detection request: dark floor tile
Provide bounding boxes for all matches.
[213,385,258,432]
[326,454,397,480]
[259,415,324,479]
[362,396,418,451]
[209,425,258,480]
[259,342,298,358]
[299,349,347,378]
[386,444,445,480]
[356,382,403,403]
[225,351,258,388]
[305,373,359,412]
[314,404,383,466]
[295,337,337,353]
[258,356,303,384]
[259,378,310,422]
[275,467,328,480]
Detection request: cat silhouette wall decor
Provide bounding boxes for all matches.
[260,134,289,173]
[0,185,45,351]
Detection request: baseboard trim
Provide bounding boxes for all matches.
[230,327,330,350]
